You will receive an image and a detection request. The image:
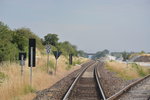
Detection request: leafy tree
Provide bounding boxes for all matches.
[43,34,59,46]
[14,28,44,51]
[0,22,13,42]
[103,49,109,54]
[12,32,28,51]
[91,49,109,59]
[0,21,82,62]
[78,50,88,58]
[0,22,18,62]
[57,41,78,56]
[0,22,44,62]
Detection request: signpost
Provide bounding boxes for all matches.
[46,45,51,73]
[53,51,62,74]
[29,38,36,86]
[19,52,26,76]
[69,54,73,65]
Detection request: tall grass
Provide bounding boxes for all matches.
[0,55,87,100]
[105,61,150,80]
[65,56,88,70]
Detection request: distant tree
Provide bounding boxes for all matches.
[43,33,59,46]
[111,52,122,58]
[122,51,130,61]
[78,50,88,58]
[103,49,109,55]
[57,41,78,56]
[140,51,145,54]
[91,49,109,59]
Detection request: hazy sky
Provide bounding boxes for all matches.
[0,0,150,53]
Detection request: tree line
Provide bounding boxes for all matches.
[0,21,87,62]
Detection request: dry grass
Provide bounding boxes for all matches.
[129,53,150,59]
[0,54,88,100]
[105,61,150,80]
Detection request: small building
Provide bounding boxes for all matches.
[105,55,116,61]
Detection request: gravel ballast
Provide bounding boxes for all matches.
[33,61,93,100]
[34,61,138,100]
[97,61,138,98]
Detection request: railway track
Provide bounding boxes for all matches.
[108,74,150,100]
[62,61,106,100]
[34,60,150,100]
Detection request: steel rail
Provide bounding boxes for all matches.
[94,62,106,100]
[107,74,150,100]
[62,61,96,100]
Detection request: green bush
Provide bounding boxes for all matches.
[131,63,147,77]
[23,85,36,94]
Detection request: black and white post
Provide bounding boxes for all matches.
[19,52,26,78]
[30,47,33,85]
[46,45,51,73]
[21,55,24,76]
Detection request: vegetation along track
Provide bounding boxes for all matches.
[108,74,150,100]
[62,60,106,100]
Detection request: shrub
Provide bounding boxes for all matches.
[131,63,147,77]
[23,85,36,94]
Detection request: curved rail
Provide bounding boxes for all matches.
[62,61,96,100]
[94,63,106,100]
[107,74,150,100]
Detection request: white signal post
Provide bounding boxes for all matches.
[30,47,33,86]
[46,45,51,74]
[21,55,24,76]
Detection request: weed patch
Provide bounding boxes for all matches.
[0,72,8,83]
[66,65,72,70]
[23,85,36,95]
[73,59,81,65]
[131,63,147,77]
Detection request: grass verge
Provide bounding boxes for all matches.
[105,61,150,80]
[0,55,87,100]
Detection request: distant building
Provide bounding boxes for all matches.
[105,55,116,61]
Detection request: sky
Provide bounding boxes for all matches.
[0,0,150,53]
